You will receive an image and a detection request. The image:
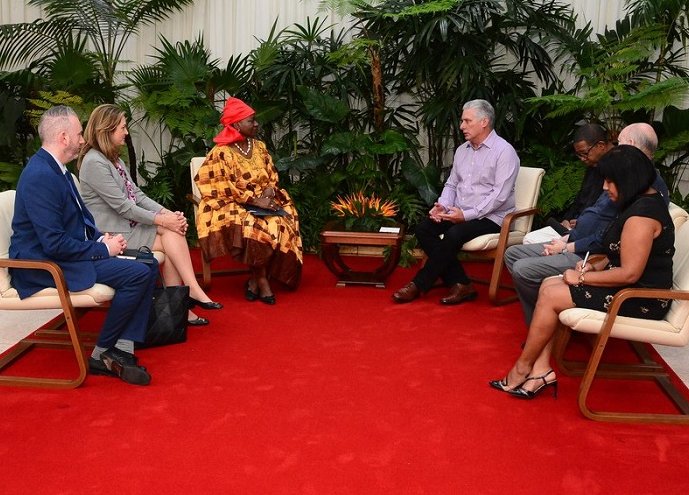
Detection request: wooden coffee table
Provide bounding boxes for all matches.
[319,224,405,288]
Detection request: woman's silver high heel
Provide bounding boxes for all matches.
[508,369,558,400]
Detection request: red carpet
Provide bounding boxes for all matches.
[2,253,689,494]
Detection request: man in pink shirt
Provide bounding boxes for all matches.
[393,99,520,305]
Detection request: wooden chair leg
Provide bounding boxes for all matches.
[0,306,87,389]
[197,254,249,290]
[553,321,689,423]
[0,260,88,389]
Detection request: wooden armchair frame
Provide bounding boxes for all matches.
[463,205,540,304]
[460,166,545,305]
[0,258,88,389]
[554,287,689,424]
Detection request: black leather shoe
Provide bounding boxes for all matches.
[188,316,209,326]
[189,297,223,310]
[107,346,139,365]
[100,348,151,386]
[245,281,259,302]
[88,357,116,377]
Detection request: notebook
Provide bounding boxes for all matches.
[246,205,287,217]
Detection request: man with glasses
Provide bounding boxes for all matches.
[562,123,614,229]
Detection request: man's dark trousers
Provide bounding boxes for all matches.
[413,217,500,291]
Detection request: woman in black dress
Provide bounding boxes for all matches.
[490,145,674,399]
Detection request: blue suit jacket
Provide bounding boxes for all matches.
[10,148,110,298]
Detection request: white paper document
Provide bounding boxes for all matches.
[523,226,561,244]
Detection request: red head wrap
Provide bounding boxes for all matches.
[213,97,256,145]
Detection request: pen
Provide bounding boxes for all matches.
[581,251,590,272]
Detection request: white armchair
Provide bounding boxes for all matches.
[0,190,114,388]
[554,207,689,424]
[460,166,545,304]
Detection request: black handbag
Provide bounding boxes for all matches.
[137,283,189,349]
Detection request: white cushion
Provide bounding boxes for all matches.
[0,283,114,310]
[0,190,16,296]
[461,232,525,251]
[190,156,205,202]
[669,202,688,230]
[559,307,689,346]
[460,166,544,252]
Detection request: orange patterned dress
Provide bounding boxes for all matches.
[194,140,303,288]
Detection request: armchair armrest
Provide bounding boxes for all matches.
[602,286,689,324]
[0,258,75,311]
[494,206,539,250]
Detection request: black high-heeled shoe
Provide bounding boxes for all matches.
[508,369,558,400]
[489,375,527,394]
[188,297,223,310]
[245,281,259,302]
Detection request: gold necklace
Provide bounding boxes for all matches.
[234,138,252,157]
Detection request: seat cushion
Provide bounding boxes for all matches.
[461,232,525,251]
[0,283,115,309]
[559,307,689,347]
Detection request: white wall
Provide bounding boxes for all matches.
[0,0,632,170]
[0,1,628,66]
[573,0,627,34]
[0,0,340,67]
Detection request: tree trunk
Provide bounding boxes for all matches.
[125,133,138,184]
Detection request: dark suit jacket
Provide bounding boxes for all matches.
[10,148,110,298]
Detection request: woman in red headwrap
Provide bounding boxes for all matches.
[194,97,303,303]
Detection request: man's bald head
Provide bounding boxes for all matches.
[618,123,658,160]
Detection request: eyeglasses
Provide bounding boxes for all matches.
[575,141,601,160]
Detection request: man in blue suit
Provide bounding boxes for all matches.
[10,106,157,385]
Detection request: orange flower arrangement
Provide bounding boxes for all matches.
[330,192,398,231]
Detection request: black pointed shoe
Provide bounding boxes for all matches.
[189,297,223,310]
[245,281,259,302]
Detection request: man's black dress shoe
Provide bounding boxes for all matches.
[90,357,147,377]
[88,357,117,377]
[100,348,151,386]
[189,297,223,310]
[188,316,209,326]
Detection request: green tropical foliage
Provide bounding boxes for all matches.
[0,0,195,186]
[3,0,689,243]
